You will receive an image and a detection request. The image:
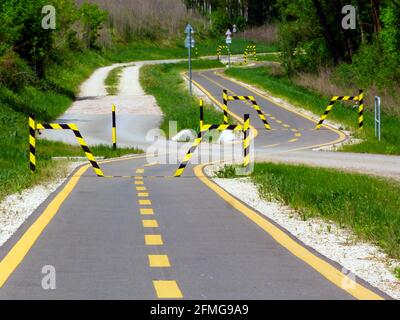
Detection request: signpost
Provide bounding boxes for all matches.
[226,29,232,68]
[185,24,195,95]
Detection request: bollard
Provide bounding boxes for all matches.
[112,104,117,150]
[29,113,36,172]
[199,99,204,131]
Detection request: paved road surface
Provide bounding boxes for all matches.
[0,63,390,299]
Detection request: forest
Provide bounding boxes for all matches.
[0,0,399,112]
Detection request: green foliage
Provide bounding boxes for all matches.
[380,5,400,56]
[0,0,53,77]
[80,2,108,49]
[225,66,400,155]
[140,60,227,135]
[0,51,36,90]
[220,162,400,259]
[211,10,231,36]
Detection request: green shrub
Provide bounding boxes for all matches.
[0,51,36,90]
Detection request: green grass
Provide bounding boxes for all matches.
[103,39,278,63]
[140,59,230,135]
[0,49,142,202]
[105,66,124,95]
[225,66,400,155]
[216,163,400,259]
[256,53,281,62]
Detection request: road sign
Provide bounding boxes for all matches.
[185,24,193,34]
[233,24,237,33]
[226,35,232,44]
[185,36,195,48]
[185,24,195,95]
[226,29,232,36]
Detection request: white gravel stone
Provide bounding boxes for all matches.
[0,162,84,247]
[205,164,400,300]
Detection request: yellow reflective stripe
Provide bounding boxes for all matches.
[29,136,35,146]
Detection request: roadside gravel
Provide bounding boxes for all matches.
[0,162,84,247]
[205,164,400,300]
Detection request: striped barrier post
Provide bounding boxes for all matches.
[226,93,270,130]
[243,114,250,170]
[29,114,36,172]
[315,91,364,129]
[244,45,257,64]
[222,90,229,124]
[112,104,117,150]
[217,45,228,60]
[199,99,204,131]
[34,122,104,177]
[358,89,364,129]
[174,123,244,177]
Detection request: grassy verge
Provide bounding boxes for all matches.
[0,49,142,202]
[105,66,124,95]
[216,163,400,259]
[140,59,230,135]
[225,66,400,155]
[104,39,278,63]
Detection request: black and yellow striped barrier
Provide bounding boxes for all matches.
[316,90,364,129]
[223,90,271,131]
[244,45,257,64]
[112,104,117,150]
[217,44,228,60]
[175,99,250,177]
[28,114,104,177]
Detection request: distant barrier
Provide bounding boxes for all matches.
[223,89,270,131]
[217,44,228,60]
[316,90,364,129]
[174,99,250,177]
[29,114,104,177]
[244,45,257,64]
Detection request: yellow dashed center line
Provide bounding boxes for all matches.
[288,138,299,143]
[264,143,280,148]
[138,192,149,197]
[148,255,171,267]
[140,208,154,215]
[136,167,183,299]
[153,280,183,299]
[143,220,159,228]
[139,199,152,205]
[144,234,163,245]
[295,133,302,137]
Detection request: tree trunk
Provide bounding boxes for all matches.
[312,0,344,64]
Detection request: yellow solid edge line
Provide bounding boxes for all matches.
[193,163,384,301]
[0,153,149,287]
[0,164,91,288]
[215,71,347,147]
[153,280,183,299]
